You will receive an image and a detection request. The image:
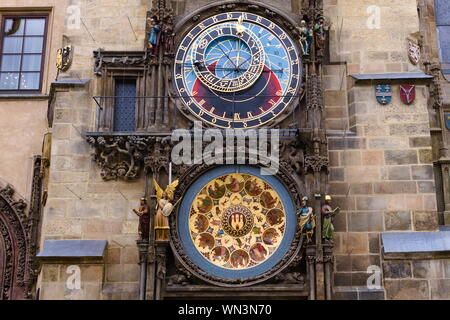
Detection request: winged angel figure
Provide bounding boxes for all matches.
[153,179,180,241]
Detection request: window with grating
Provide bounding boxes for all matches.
[113,79,136,132]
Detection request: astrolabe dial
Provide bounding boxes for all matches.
[192,22,265,93]
[174,12,301,129]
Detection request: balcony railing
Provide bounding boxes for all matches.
[91,93,306,133]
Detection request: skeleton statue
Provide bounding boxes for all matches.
[297,20,312,56]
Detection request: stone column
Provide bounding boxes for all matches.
[323,243,334,300]
[154,242,168,300]
[314,193,325,300]
[306,244,316,300]
[137,241,149,300]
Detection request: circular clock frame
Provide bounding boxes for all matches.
[169,165,304,287]
[173,11,302,129]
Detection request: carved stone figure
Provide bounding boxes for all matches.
[153,179,180,241]
[274,272,305,284]
[162,16,175,56]
[314,16,328,57]
[147,18,162,55]
[297,196,315,243]
[133,198,151,241]
[288,142,304,173]
[297,20,312,56]
[321,195,340,243]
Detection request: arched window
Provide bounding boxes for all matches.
[435,0,450,79]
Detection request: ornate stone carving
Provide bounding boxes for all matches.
[274,272,305,285]
[93,51,148,76]
[0,181,35,300]
[306,74,323,110]
[167,264,193,286]
[304,155,329,173]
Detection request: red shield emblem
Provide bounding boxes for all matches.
[400,85,416,104]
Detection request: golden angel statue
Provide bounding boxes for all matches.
[153,179,180,241]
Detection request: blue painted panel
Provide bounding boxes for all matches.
[113,79,136,132]
[382,232,450,253]
[435,0,450,25]
[437,26,450,63]
[37,240,107,258]
[178,165,297,280]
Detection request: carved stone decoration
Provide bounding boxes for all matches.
[24,157,43,299]
[167,263,193,286]
[281,138,306,175]
[304,155,329,173]
[274,272,305,285]
[93,50,148,76]
[86,134,175,181]
[306,74,323,110]
[0,181,34,300]
[169,162,305,288]
[408,39,421,65]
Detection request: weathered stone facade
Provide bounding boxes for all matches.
[1,0,450,300]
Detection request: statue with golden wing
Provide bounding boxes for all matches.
[153,179,180,241]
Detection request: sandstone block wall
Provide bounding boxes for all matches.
[325,0,438,297]
[0,0,66,198]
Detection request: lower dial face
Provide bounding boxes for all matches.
[189,173,287,270]
[174,12,301,129]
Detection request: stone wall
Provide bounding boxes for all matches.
[324,0,439,298]
[38,0,156,300]
[41,83,145,299]
[383,257,450,300]
[0,0,66,198]
[39,263,104,300]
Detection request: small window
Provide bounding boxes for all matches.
[435,0,450,79]
[0,16,48,92]
[113,79,137,132]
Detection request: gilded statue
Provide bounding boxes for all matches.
[153,179,180,241]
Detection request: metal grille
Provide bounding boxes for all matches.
[113,79,136,132]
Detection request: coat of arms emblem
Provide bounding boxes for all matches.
[408,40,421,65]
[375,85,392,105]
[445,113,450,131]
[400,85,416,104]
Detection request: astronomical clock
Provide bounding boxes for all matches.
[170,11,305,288]
[174,12,301,129]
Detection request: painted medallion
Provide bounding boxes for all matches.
[188,173,286,270]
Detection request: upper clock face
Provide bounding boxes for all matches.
[174,12,301,129]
